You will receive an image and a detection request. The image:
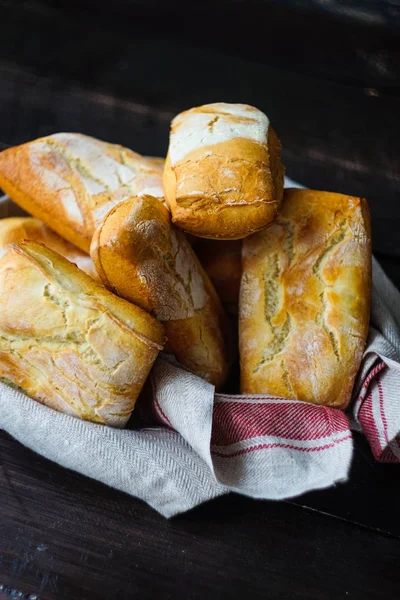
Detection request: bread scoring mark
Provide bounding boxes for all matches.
[281,221,295,264]
[29,142,85,226]
[254,315,291,373]
[281,359,295,396]
[186,103,262,120]
[312,221,347,276]
[253,253,291,373]
[264,253,280,319]
[315,290,341,362]
[50,134,134,190]
[134,220,207,321]
[30,134,164,232]
[43,283,70,328]
[312,221,347,361]
[169,103,269,164]
[207,115,219,131]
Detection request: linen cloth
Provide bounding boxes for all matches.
[0,191,398,518]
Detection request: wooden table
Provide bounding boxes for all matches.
[0,2,399,598]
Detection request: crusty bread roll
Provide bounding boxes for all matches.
[163,103,284,239]
[0,217,99,281]
[194,239,242,315]
[0,134,164,252]
[0,241,165,427]
[240,189,371,409]
[90,195,232,389]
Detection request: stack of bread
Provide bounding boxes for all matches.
[0,103,372,427]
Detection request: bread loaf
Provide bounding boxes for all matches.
[195,239,242,315]
[163,103,284,239]
[0,134,164,252]
[0,216,99,281]
[0,241,165,426]
[91,195,232,389]
[240,189,371,409]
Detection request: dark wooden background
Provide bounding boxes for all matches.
[0,1,399,598]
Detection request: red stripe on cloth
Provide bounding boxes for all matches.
[211,400,349,447]
[375,372,400,463]
[356,361,387,460]
[377,374,390,445]
[153,396,173,428]
[211,435,353,458]
[358,389,383,459]
[361,361,386,391]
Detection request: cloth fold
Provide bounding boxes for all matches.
[0,195,399,518]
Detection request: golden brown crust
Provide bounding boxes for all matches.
[0,217,99,281]
[145,156,165,168]
[240,189,372,409]
[0,134,165,252]
[90,195,233,389]
[194,239,242,315]
[0,241,165,427]
[163,104,284,239]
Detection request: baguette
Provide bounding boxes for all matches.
[0,216,99,281]
[163,103,284,239]
[91,195,232,388]
[0,241,165,426]
[240,189,371,409]
[0,133,164,252]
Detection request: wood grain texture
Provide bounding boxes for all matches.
[0,431,399,600]
[0,2,399,256]
[19,0,400,87]
[0,1,399,598]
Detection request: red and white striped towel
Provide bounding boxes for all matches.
[0,195,399,517]
[351,258,400,462]
[149,357,353,503]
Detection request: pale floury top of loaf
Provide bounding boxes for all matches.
[0,133,165,251]
[28,133,164,226]
[169,103,270,165]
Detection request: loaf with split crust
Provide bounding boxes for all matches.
[0,241,165,426]
[0,133,165,252]
[163,103,284,240]
[91,195,232,389]
[240,189,371,409]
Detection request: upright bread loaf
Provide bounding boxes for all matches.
[163,103,284,239]
[91,195,232,389]
[0,134,164,252]
[0,217,99,281]
[240,189,371,409]
[195,239,242,315]
[0,241,165,427]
